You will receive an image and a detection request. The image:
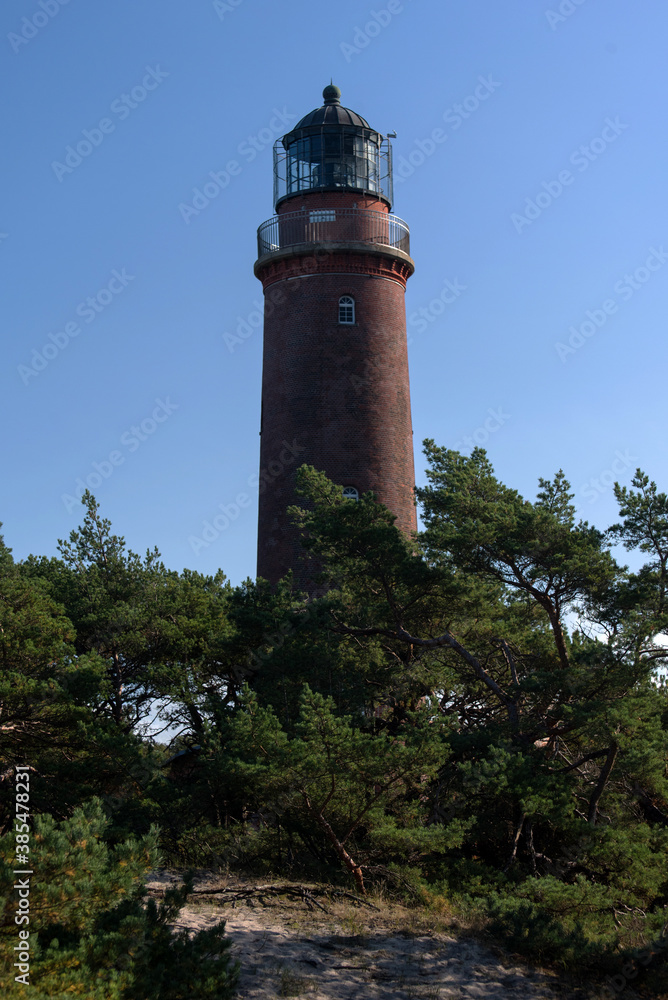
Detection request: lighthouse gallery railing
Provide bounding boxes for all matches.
[257,208,410,259]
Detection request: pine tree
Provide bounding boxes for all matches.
[214,684,463,893]
[0,801,238,999]
[285,455,668,964]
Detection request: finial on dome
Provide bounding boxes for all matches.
[323,84,341,105]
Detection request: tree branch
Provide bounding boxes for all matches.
[329,618,514,713]
[588,743,618,825]
[555,748,612,774]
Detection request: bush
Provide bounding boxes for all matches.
[0,800,238,999]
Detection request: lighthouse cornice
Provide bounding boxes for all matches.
[254,242,414,289]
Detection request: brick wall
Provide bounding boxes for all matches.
[256,243,416,584]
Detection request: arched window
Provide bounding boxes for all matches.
[338,296,355,324]
[342,486,359,500]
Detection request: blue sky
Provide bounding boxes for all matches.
[2,0,666,584]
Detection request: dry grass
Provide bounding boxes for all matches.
[147,871,602,999]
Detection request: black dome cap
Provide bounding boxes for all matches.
[323,84,341,104]
[291,85,373,131]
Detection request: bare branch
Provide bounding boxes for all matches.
[588,743,618,825]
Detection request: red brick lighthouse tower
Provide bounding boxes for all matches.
[255,85,416,583]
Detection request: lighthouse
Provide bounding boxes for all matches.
[255,85,416,584]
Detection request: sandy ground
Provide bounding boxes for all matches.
[145,871,600,1000]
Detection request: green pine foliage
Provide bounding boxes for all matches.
[0,801,238,999]
[1,449,667,988]
[209,684,464,892]
[283,455,668,975]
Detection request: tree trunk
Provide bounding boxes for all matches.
[541,601,570,670]
[301,792,365,894]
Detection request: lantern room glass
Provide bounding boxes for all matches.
[274,127,393,208]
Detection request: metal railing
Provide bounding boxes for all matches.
[257,208,410,259]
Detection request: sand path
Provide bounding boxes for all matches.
[146,872,595,999]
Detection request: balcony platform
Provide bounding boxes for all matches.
[256,208,410,259]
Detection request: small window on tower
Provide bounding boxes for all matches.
[339,296,355,324]
[309,210,336,223]
[342,486,359,501]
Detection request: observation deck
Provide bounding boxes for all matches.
[256,207,410,263]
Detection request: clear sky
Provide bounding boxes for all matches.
[2,0,666,584]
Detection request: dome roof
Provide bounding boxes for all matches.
[291,85,373,131]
